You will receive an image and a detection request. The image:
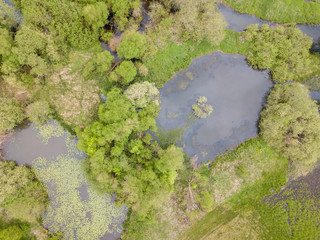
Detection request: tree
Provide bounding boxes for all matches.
[117,32,147,60]
[82,51,114,79]
[81,2,109,32]
[26,100,53,125]
[0,97,24,132]
[0,27,12,63]
[192,96,213,119]
[0,226,23,240]
[148,0,226,45]
[124,81,160,108]
[242,25,313,83]
[77,87,184,218]
[0,160,48,223]
[259,83,320,163]
[109,61,137,86]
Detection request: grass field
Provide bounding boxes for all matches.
[180,138,289,240]
[223,0,320,24]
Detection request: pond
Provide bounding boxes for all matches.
[156,52,272,163]
[2,120,127,240]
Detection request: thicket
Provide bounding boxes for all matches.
[77,87,185,219]
[242,24,313,83]
[260,83,320,164]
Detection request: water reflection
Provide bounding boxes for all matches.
[157,52,272,163]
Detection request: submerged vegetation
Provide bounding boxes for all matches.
[0,0,320,239]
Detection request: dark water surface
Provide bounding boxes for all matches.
[157,52,272,163]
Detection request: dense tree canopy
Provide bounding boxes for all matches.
[26,100,53,125]
[260,83,320,163]
[77,88,184,218]
[242,25,313,83]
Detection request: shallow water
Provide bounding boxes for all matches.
[2,121,127,240]
[219,3,320,43]
[157,52,272,162]
[3,122,68,166]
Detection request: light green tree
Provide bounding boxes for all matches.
[0,97,24,132]
[109,60,137,86]
[0,160,47,223]
[117,32,147,59]
[242,25,312,83]
[124,81,160,108]
[260,83,320,163]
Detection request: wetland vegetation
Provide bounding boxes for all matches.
[0,0,320,239]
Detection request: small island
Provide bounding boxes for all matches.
[192,96,213,119]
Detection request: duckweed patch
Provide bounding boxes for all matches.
[31,121,127,239]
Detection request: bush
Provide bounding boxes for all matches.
[260,83,320,164]
[26,100,53,125]
[0,97,24,132]
[242,25,312,83]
